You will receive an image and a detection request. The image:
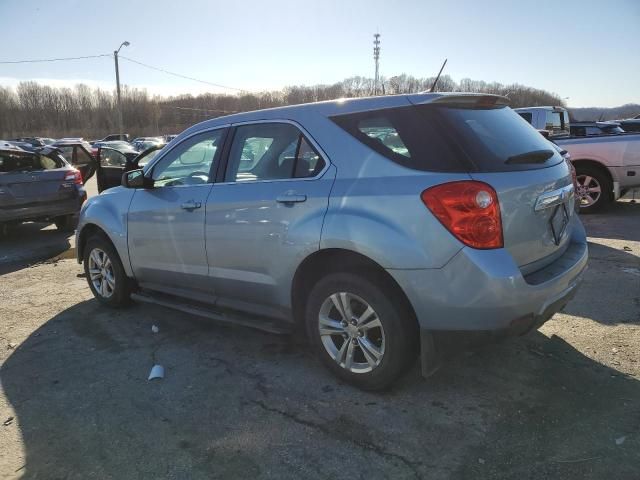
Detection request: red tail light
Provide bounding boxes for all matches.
[65,169,83,185]
[421,181,503,249]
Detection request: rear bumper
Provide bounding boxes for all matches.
[0,189,86,223]
[388,224,588,334]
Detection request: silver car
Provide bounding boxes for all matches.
[76,93,588,390]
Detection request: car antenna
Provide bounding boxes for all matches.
[428,59,448,93]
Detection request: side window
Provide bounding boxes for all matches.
[225,123,325,182]
[151,129,223,187]
[76,147,93,166]
[294,137,325,178]
[57,146,74,164]
[518,112,533,124]
[38,154,64,170]
[356,116,410,158]
[100,149,127,167]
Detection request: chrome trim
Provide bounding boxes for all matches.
[534,184,574,211]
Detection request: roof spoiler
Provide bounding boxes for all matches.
[409,93,510,107]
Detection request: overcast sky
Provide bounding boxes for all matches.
[1,0,638,107]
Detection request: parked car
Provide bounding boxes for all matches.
[50,139,97,181]
[518,106,640,212]
[515,106,570,137]
[11,137,56,147]
[94,133,130,143]
[0,144,88,232]
[90,140,135,158]
[569,122,625,136]
[76,93,587,390]
[131,137,164,152]
[554,133,640,212]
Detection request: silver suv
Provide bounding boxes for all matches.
[77,93,588,390]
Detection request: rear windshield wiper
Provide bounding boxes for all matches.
[505,149,554,165]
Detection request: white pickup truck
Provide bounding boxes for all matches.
[516,106,640,212]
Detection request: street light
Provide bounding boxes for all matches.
[114,41,130,135]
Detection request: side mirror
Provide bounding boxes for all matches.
[122,169,151,188]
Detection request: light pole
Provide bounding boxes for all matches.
[114,41,130,134]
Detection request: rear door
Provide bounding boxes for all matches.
[205,121,334,319]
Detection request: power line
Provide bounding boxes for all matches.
[119,56,243,92]
[0,54,111,64]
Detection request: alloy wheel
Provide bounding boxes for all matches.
[318,292,386,374]
[576,174,602,207]
[88,248,115,298]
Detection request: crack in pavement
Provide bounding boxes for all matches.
[250,399,422,479]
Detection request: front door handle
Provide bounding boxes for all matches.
[181,200,202,210]
[276,193,307,204]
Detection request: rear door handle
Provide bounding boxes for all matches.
[181,201,202,210]
[276,193,307,204]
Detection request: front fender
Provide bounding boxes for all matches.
[76,187,135,277]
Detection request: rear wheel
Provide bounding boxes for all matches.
[83,234,132,307]
[574,165,611,213]
[305,272,418,391]
[54,214,78,232]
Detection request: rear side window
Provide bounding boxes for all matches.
[225,123,326,182]
[518,112,533,124]
[331,105,562,172]
[0,152,64,172]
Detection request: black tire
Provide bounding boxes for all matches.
[305,272,418,391]
[54,214,78,232]
[574,165,612,214]
[83,234,133,307]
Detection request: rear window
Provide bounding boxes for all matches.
[0,151,65,173]
[331,105,562,172]
[545,110,570,136]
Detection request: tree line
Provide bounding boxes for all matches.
[0,74,566,139]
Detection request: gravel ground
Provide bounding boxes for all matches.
[0,199,638,479]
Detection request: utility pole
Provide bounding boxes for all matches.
[114,41,130,134]
[373,33,381,95]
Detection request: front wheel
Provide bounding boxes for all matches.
[305,272,418,391]
[83,235,132,307]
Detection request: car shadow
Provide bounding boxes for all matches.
[562,239,640,326]
[581,200,640,243]
[0,222,73,275]
[2,300,638,479]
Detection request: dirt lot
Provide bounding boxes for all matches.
[0,194,639,479]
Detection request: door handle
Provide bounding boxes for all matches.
[276,193,307,204]
[180,201,202,210]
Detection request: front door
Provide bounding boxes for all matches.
[127,128,226,300]
[206,122,334,320]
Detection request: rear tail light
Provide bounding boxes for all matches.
[421,181,503,249]
[65,169,83,185]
